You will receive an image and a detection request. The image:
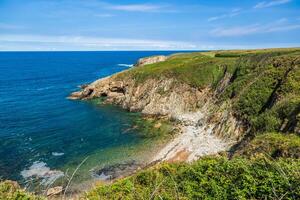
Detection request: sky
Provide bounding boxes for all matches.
[0,0,299,51]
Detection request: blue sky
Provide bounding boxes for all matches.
[0,0,299,50]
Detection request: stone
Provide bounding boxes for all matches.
[134,55,167,67]
[46,186,63,196]
[154,122,162,129]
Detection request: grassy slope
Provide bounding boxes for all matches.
[86,48,300,199]
[0,181,44,200]
[86,157,300,200]
[1,48,300,199]
[116,48,300,134]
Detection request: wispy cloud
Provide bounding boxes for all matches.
[94,13,115,18]
[0,23,24,30]
[107,4,165,12]
[211,19,300,36]
[0,34,198,50]
[208,8,242,22]
[254,0,291,9]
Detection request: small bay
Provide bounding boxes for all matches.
[0,51,182,189]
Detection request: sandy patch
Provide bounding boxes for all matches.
[152,111,231,162]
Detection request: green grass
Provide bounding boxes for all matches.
[0,181,44,200]
[236,132,300,159]
[85,156,300,200]
[85,48,300,200]
[2,48,300,199]
[116,53,237,88]
[116,48,300,134]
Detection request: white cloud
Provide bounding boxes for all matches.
[254,0,291,9]
[211,19,300,36]
[108,4,165,12]
[0,34,200,50]
[208,8,242,22]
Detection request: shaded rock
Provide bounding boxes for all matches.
[79,84,89,89]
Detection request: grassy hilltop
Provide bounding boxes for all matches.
[87,48,300,199]
[1,48,300,199]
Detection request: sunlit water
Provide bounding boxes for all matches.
[0,51,183,189]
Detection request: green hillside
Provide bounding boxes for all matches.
[87,48,300,199]
[1,48,299,200]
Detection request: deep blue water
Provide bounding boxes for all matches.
[0,51,183,186]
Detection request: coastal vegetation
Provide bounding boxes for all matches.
[0,181,43,200]
[83,48,300,199]
[86,156,300,200]
[1,48,299,199]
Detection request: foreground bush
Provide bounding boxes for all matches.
[85,156,300,200]
[0,181,43,200]
[236,132,300,159]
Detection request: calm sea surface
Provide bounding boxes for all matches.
[0,51,184,187]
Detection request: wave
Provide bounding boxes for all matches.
[26,86,54,91]
[21,161,64,186]
[117,64,134,68]
[52,152,64,156]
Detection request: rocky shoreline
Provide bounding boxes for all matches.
[69,55,245,165]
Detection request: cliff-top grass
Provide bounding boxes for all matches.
[1,48,299,200]
[116,48,300,135]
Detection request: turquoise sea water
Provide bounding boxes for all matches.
[0,51,182,188]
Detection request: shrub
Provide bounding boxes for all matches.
[85,157,300,200]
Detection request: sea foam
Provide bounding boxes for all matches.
[21,161,64,186]
[117,64,133,67]
[52,152,64,156]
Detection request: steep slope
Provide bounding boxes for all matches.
[70,48,300,145]
[80,48,300,200]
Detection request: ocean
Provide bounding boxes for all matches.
[0,51,183,189]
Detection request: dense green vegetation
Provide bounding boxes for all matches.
[220,51,300,134]
[85,156,300,200]
[0,181,43,200]
[1,48,299,199]
[235,132,300,159]
[117,52,237,88]
[117,48,300,135]
[88,48,300,200]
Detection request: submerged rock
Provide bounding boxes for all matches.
[92,160,142,181]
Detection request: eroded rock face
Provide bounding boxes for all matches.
[69,59,245,143]
[134,55,167,67]
[69,76,207,118]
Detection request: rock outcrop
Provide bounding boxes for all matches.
[70,76,206,117]
[134,55,167,67]
[69,54,248,163]
[69,71,244,142]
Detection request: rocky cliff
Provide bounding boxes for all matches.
[70,48,300,161]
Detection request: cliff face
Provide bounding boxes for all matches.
[70,48,300,161]
[69,69,244,144]
[70,77,203,116]
[69,73,244,162]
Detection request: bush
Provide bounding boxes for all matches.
[0,181,43,200]
[85,157,300,200]
[235,132,300,159]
